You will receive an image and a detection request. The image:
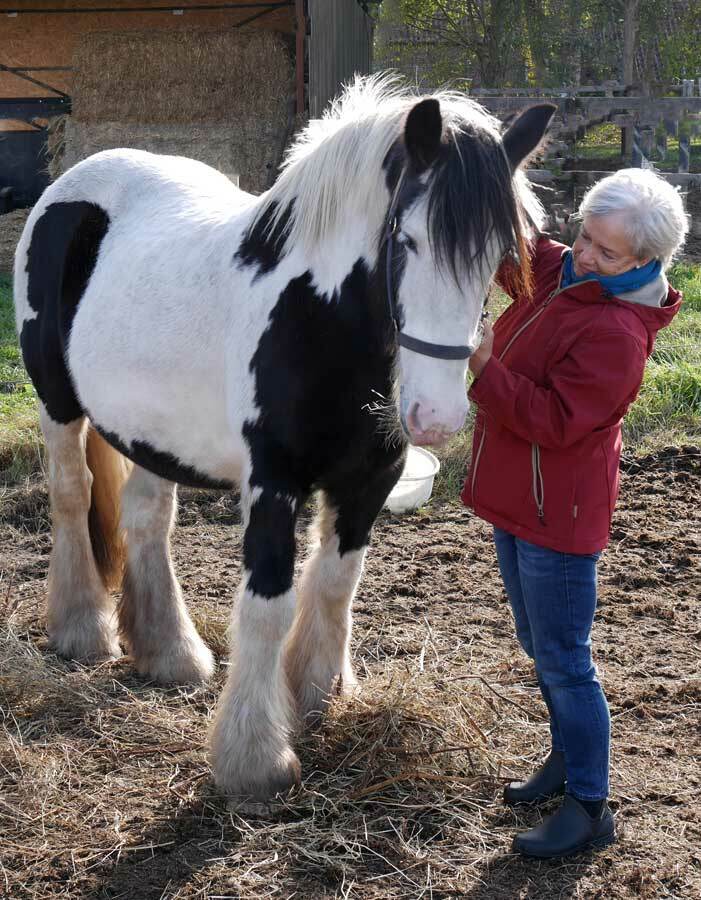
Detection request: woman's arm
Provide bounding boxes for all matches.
[468,329,647,450]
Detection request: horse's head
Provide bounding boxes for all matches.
[384,98,555,446]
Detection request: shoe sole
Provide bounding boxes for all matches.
[514,830,616,859]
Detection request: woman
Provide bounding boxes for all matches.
[461,168,688,859]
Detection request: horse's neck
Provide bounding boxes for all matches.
[243,195,385,301]
[305,220,381,299]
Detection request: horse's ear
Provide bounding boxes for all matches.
[502,103,557,169]
[404,98,443,172]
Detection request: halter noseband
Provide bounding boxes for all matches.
[384,169,478,362]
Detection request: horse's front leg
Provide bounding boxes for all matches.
[285,461,404,724]
[209,485,302,799]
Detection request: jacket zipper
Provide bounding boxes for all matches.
[470,279,594,511]
[531,442,545,523]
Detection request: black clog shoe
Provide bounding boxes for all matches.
[503,750,566,805]
[513,794,616,859]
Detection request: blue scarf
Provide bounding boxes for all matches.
[561,250,661,295]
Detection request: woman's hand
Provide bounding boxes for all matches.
[469,321,494,378]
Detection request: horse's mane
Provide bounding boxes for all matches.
[254,74,543,287]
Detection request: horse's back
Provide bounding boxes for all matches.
[14,148,247,326]
[15,149,255,487]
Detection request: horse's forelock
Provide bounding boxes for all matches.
[425,122,533,291]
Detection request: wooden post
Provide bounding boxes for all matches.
[679,135,690,173]
[656,130,667,160]
[632,124,643,166]
[295,0,306,116]
[641,127,654,159]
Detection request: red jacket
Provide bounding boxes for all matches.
[461,237,682,554]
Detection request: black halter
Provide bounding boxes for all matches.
[384,170,476,362]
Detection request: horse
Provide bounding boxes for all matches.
[14,76,554,800]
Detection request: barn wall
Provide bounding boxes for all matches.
[0,0,294,98]
[308,0,373,118]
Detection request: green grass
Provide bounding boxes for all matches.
[623,263,701,450]
[570,122,701,173]
[1,266,700,494]
[0,274,43,482]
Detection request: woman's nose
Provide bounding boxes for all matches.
[579,246,594,267]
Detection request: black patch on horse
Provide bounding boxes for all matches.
[20,201,109,424]
[244,260,405,562]
[243,492,299,598]
[234,200,294,280]
[93,426,234,491]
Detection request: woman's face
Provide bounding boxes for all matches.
[572,213,651,277]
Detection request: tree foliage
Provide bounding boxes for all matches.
[376,0,700,88]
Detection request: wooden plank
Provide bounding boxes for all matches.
[526,169,701,188]
[308,0,372,118]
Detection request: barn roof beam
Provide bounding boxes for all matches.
[0,97,71,119]
[0,63,70,98]
[2,3,292,14]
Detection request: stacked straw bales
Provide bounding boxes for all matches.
[64,28,295,193]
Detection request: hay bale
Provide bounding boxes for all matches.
[64,28,294,192]
[72,27,292,125]
[62,119,253,187]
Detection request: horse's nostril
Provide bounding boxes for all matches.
[408,402,421,432]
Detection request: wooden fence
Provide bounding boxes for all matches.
[470,84,701,248]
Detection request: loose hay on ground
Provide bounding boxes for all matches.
[0,209,29,274]
[0,448,699,898]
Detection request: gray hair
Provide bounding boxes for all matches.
[578,168,689,268]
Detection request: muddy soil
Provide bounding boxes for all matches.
[0,447,699,898]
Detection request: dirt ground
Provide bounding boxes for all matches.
[0,447,699,899]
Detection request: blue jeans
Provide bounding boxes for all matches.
[493,527,610,800]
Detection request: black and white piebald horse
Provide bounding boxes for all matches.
[14,77,554,799]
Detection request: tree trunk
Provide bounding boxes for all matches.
[622,0,640,156]
[524,0,547,84]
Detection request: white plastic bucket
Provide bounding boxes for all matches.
[384,446,440,514]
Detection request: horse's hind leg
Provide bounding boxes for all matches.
[118,466,214,684]
[41,408,121,660]
[285,466,402,724]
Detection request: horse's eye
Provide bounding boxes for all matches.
[399,232,418,254]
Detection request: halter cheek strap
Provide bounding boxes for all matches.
[384,171,476,362]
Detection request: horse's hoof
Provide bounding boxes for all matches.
[132,637,215,685]
[294,669,358,727]
[49,616,122,662]
[213,748,301,801]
